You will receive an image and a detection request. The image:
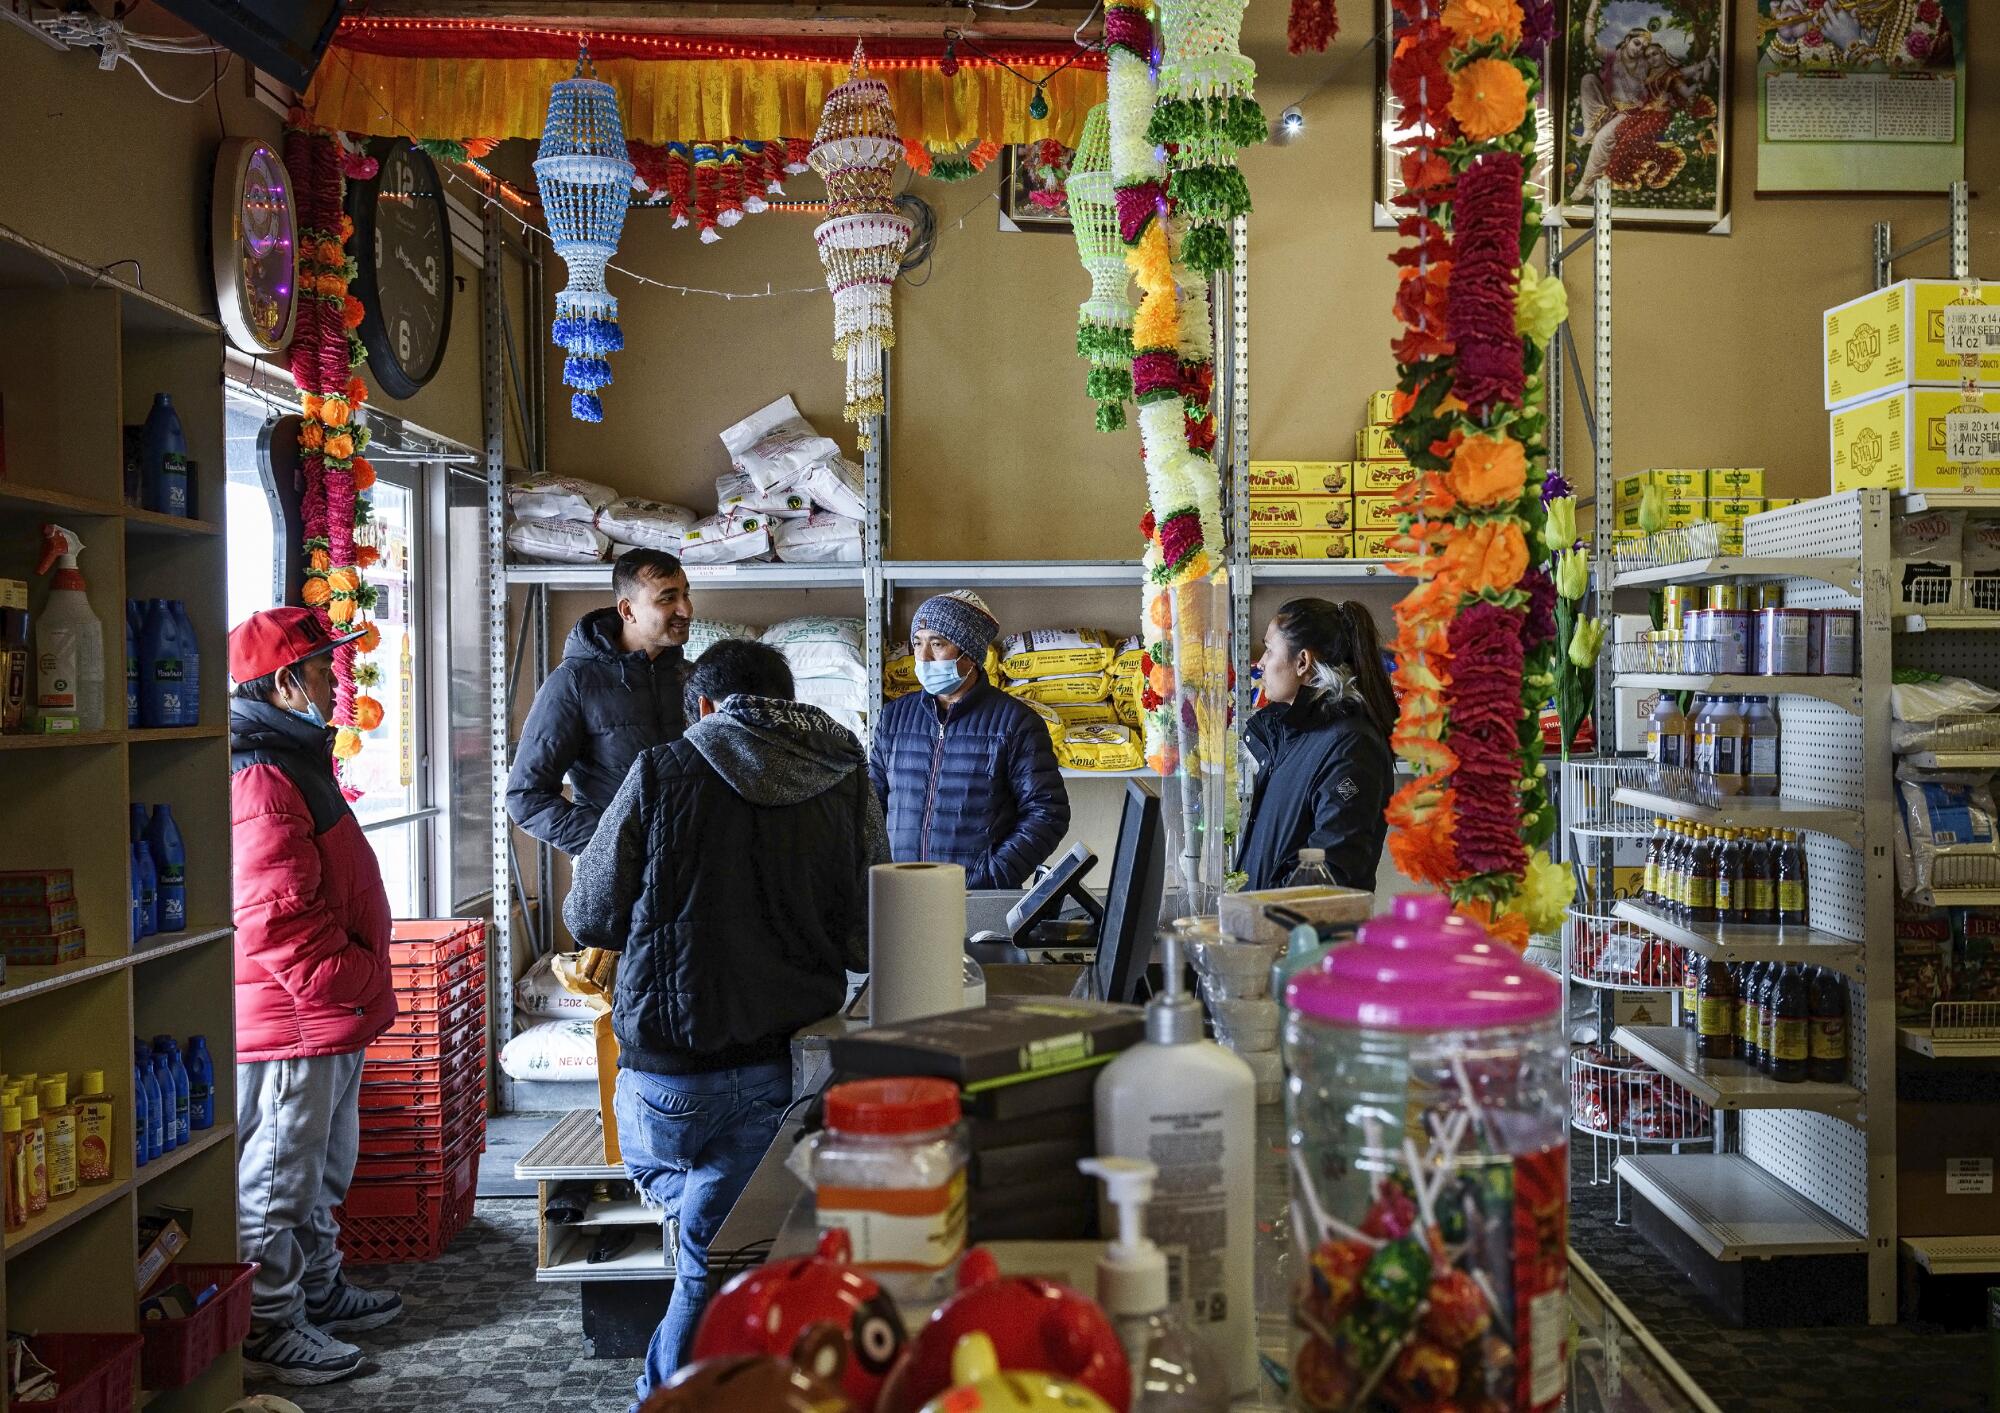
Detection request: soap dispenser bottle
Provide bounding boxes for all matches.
[1079,1155,1225,1412]
[1093,925,1257,1397]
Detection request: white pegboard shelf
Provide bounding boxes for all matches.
[1900,1235,2000,1275]
[504,561,865,591]
[1895,611,2000,634]
[1611,556,1859,592]
[1619,1153,1868,1260]
[1611,901,1863,974]
[1917,887,2000,908]
[1897,1026,2000,1059]
[1611,788,1864,847]
[1248,560,1400,582]
[1611,673,1859,712]
[1612,1025,1863,1121]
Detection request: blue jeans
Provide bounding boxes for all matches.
[615,1062,791,1409]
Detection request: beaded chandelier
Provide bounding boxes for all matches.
[1067,104,1134,433]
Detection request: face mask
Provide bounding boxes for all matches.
[916,657,968,696]
[282,675,329,728]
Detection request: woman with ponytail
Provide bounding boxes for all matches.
[1236,598,1396,891]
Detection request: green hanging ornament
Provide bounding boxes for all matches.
[1028,84,1050,121]
[1066,104,1134,433]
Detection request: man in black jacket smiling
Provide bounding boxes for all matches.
[505,548,692,856]
[564,638,888,1407]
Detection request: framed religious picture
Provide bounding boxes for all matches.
[1559,0,1731,225]
[997,140,1074,232]
[1374,0,1559,228]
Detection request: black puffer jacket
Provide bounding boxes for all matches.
[505,607,687,856]
[1236,685,1393,893]
[563,695,891,1075]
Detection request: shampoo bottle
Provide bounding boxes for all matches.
[150,1053,177,1154]
[183,1037,214,1131]
[133,1055,152,1168]
[34,524,104,731]
[138,599,184,729]
[1094,927,1257,1396]
[74,1070,114,1185]
[146,804,186,933]
[136,1046,163,1162]
[124,602,139,727]
[153,1036,190,1148]
[168,600,198,725]
[141,393,188,516]
[37,1078,76,1201]
[132,839,158,938]
[18,1094,46,1215]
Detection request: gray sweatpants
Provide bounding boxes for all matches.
[237,1052,365,1328]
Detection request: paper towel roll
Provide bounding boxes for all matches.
[869,862,968,1026]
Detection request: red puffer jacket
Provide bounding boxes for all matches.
[230,699,397,1062]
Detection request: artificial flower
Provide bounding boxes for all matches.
[1449,58,1529,141]
[1439,520,1530,595]
[328,596,357,625]
[353,621,382,655]
[1458,897,1531,950]
[353,695,385,732]
[315,273,346,299]
[1542,495,1577,553]
[320,397,352,428]
[1567,617,1605,669]
[352,458,377,492]
[1449,153,1526,410]
[1637,481,1666,535]
[302,394,324,419]
[337,214,355,242]
[1554,546,1589,601]
[1386,780,1458,887]
[332,727,363,760]
[324,433,355,461]
[1515,262,1568,346]
[341,295,365,330]
[300,577,331,607]
[327,567,359,595]
[1447,434,1528,508]
[1442,0,1523,46]
[346,376,369,405]
[356,544,380,568]
[1519,848,1574,935]
[308,548,331,573]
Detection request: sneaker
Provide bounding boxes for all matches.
[243,1316,363,1386]
[305,1279,403,1336]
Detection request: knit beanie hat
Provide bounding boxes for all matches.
[912,590,999,658]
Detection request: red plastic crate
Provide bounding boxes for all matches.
[365,1007,484,1062]
[27,1333,143,1413]
[382,987,486,1038]
[354,1111,485,1179]
[138,1263,255,1391]
[360,1042,485,1089]
[335,1141,480,1264]
[358,1066,484,1125]
[358,1053,486,1109]
[388,919,484,969]
[394,952,484,1010]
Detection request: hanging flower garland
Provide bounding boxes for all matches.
[903,138,1003,182]
[416,136,500,166]
[1065,104,1133,433]
[1289,0,1339,53]
[1380,0,1572,950]
[1147,0,1264,271]
[284,123,382,765]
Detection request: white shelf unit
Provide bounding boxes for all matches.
[1600,492,1897,1319]
[1610,674,1860,712]
[1900,1235,2000,1276]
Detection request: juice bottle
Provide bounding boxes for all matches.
[1743,696,1781,798]
[1710,697,1748,797]
[19,1094,47,1215]
[37,1078,76,1201]
[74,1071,115,1185]
[2,1105,26,1232]
[1809,967,1849,1084]
[184,1037,214,1131]
[1698,954,1737,1062]
[1771,965,1810,1083]
[1776,831,1810,931]
[1689,827,1719,925]
[1746,829,1777,925]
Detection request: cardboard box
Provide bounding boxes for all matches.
[1248,461,1353,496]
[1763,497,1799,511]
[1613,685,1661,754]
[5,928,83,966]
[594,1011,621,1165]
[0,870,73,904]
[1220,885,1373,944]
[1351,532,1397,559]
[1351,495,1403,531]
[1353,461,1418,495]
[1616,503,1642,532]
[1366,390,1398,425]
[1248,496,1353,531]
[1707,468,1764,499]
[136,1219,189,1295]
[0,898,80,937]
[1661,498,1706,528]
[1717,525,1745,555]
[1825,278,2000,410]
[1250,531,1354,560]
[1614,472,1648,507]
[1356,425,1400,462]
[1830,386,2000,494]
[1709,498,1766,523]
[1899,1099,2000,1237]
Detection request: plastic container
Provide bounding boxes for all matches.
[1756,607,1812,677]
[145,805,186,934]
[1284,894,1567,1412]
[1284,848,1337,890]
[336,1141,481,1263]
[152,1037,190,1148]
[137,600,185,730]
[813,1077,967,1303]
[25,1331,144,1413]
[140,394,189,516]
[132,1056,152,1169]
[182,1037,214,1131]
[168,601,198,726]
[388,918,486,969]
[138,1262,255,1389]
[125,602,139,728]
[34,525,104,732]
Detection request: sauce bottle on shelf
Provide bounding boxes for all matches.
[37,1078,76,1202]
[1808,967,1849,1084]
[1710,696,1749,797]
[1776,831,1810,932]
[18,1093,47,1216]
[1740,961,1764,1067]
[1643,820,1665,906]
[1681,949,1701,1032]
[1771,965,1810,1083]
[1746,829,1778,925]
[1716,829,1748,926]
[1671,823,1695,921]
[1689,827,1720,925]
[1698,954,1737,1062]
[1743,696,1781,798]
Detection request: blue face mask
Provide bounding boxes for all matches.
[916,657,968,696]
[282,673,329,729]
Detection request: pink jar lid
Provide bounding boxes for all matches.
[1286,893,1560,1031]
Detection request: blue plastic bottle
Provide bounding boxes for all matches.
[133,1055,152,1168]
[154,1036,191,1147]
[137,1047,164,1161]
[131,840,158,938]
[150,1053,176,1153]
[184,1036,214,1131]
[124,604,139,727]
[138,600,184,729]
[140,394,188,517]
[168,601,198,726]
[146,804,185,933]
[129,861,142,944]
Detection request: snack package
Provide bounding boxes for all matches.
[884,649,918,696]
[507,474,618,522]
[505,517,609,563]
[680,509,774,565]
[596,498,699,551]
[1895,763,2000,894]
[1966,516,2000,614]
[773,512,863,564]
[798,455,867,520]
[1891,508,1965,613]
[1053,701,1122,727]
[720,395,841,491]
[1956,911,2000,1004]
[716,472,814,519]
[1056,723,1144,772]
[763,617,865,683]
[1019,696,1064,743]
[1896,899,1952,1023]
[685,618,763,656]
[1000,628,1115,679]
[1008,671,1113,706]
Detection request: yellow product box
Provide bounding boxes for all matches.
[1651,469,1706,499]
[1612,528,1646,544]
[1248,496,1353,531]
[1351,495,1403,532]
[1764,497,1799,511]
[1356,425,1401,462]
[1248,461,1353,495]
[1354,531,1401,560]
[1616,503,1642,532]
[1707,467,1764,498]
[1250,531,1355,561]
[1824,279,2000,409]
[1830,386,2000,494]
[1354,461,1418,495]
[1709,498,1766,522]
[1718,525,1745,555]
[1657,498,1705,528]
[1366,390,1399,425]
[1613,472,1649,507]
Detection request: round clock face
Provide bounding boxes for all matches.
[352,141,453,398]
[212,138,298,355]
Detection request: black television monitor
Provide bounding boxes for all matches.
[1005,841,1102,949]
[1091,781,1164,1005]
[156,0,343,90]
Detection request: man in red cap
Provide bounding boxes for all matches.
[226,607,400,1385]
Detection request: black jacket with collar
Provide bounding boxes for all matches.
[1236,685,1393,893]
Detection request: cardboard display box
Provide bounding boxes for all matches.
[1248,461,1354,496]
[1350,495,1403,532]
[1249,531,1354,560]
[1825,278,2000,410]
[1354,531,1400,560]
[1831,386,2000,494]
[1354,461,1418,495]
[1356,425,1400,462]
[1248,496,1353,531]
[1366,390,1397,425]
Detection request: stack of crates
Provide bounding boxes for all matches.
[335,920,488,1263]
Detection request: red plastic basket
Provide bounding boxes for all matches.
[382,987,486,1039]
[353,1111,485,1179]
[27,1333,143,1413]
[366,1007,485,1062]
[138,1262,255,1391]
[359,1066,484,1127]
[394,956,484,1011]
[336,1141,480,1264]
[358,1054,486,1110]
[388,919,484,970]
[360,1042,485,1088]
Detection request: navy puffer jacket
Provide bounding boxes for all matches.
[868,672,1071,889]
[1235,685,1393,893]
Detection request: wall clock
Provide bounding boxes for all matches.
[346,138,454,399]
[211,137,298,356]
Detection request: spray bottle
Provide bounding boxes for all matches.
[1079,1156,1225,1412]
[1093,926,1257,1396]
[34,525,104,732]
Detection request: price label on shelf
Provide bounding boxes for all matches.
[1943,304,2000,355]
[1946,412,2000,464]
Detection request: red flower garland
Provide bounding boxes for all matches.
[1447,152,1525,414]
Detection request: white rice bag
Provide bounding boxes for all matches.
[774,512,863,564]
[1890,671,2000,751]
[498,1018,599,1083]
[680,509,774,565]
[506,517,609,563]
[686,618,764,656]
[717,471,813,519]
[596,497,698,552]
[765,616,865,684]
[508,475,618,522]
[796,676,869,714]
[515,953,604,1020]
[798,456,867,519]
[1896,763,2000,895]
[720,395,841,492]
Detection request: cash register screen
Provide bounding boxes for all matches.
[1093,780,1164,1005]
